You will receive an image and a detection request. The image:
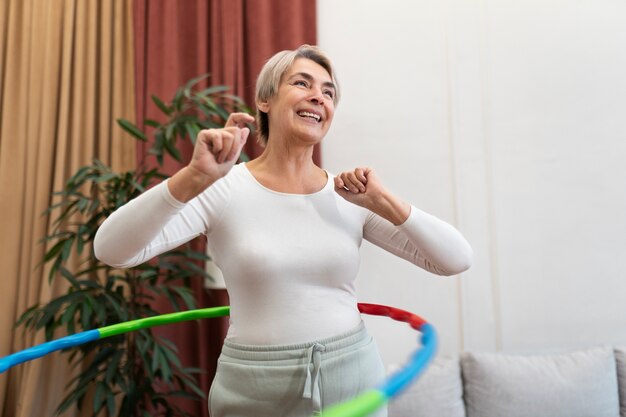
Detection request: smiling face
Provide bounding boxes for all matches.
[257,58,336,146]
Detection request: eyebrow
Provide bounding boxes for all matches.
[288,72,336,92]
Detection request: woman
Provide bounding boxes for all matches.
[94,44,472,417]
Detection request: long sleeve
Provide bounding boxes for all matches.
[363,205,473,276]
[94,180,212,268]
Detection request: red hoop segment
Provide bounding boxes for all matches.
[357,303,427,330]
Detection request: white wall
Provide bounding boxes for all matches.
[318,0,626,367]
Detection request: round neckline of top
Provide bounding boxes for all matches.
[240,163,332,197]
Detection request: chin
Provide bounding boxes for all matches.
[302,133,326,145]
[294,128,327,144]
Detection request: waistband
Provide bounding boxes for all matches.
[221,320,368,362]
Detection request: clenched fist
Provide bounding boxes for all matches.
[334,167,410,225]
[189,112,255,182]
[168,112,255,202]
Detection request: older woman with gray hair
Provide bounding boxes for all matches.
[94,44,472,417]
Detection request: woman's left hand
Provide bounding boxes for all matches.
[334,168,411,225]
[334,167,378,206]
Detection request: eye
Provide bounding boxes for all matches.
[323,89,335,99]
[293,80,308,87]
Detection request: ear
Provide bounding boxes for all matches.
[256,99,270,113]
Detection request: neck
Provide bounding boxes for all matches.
[255,133,318,170]
[246,138,326,194]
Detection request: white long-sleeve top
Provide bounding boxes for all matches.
[94,163,472,345]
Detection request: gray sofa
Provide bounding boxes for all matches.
[388,346,626,417]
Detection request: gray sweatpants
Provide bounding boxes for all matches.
[208,321,387,417]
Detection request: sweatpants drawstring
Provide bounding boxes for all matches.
[303,343,326,415]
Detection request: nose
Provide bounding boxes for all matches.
[309,87,326,105]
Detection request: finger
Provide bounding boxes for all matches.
[225,114,238,128]
[197,129,212,146]
[355,167,368,183]
[240,127,250,143]
[217,131,235,163]
[225,127,249,162]
[207,130,223,156]
[198,129,220,155]
[343,171,366,193]
[338,173,358,193]
[334,178,350,198]
[226,112,256,128]
[334,176,345,190]
[240,113,256,127]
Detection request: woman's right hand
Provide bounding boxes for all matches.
[188,112,254,182]
[189,125,250,182]
[168,113,254,202]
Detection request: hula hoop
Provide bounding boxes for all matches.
[0,303,437,417]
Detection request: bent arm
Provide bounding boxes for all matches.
[364,206,473,276]
[95,114,251,268]
[335,167,472,275]
[94,181,207,268]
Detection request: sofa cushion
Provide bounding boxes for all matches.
[388,355,465,417]
[461,346,619,417]
[615,347,626,417]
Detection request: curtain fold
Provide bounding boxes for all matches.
[0,1,136,416]
[133,1,317,415]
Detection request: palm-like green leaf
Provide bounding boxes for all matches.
[117,119,147,141]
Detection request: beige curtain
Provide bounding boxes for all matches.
[0,1,136,416]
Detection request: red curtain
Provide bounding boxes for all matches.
[133,1,316,415]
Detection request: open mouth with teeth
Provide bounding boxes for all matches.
[297,111,322,123]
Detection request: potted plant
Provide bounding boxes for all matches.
[17,75,251,417]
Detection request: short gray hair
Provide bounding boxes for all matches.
[255,45,341,145]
